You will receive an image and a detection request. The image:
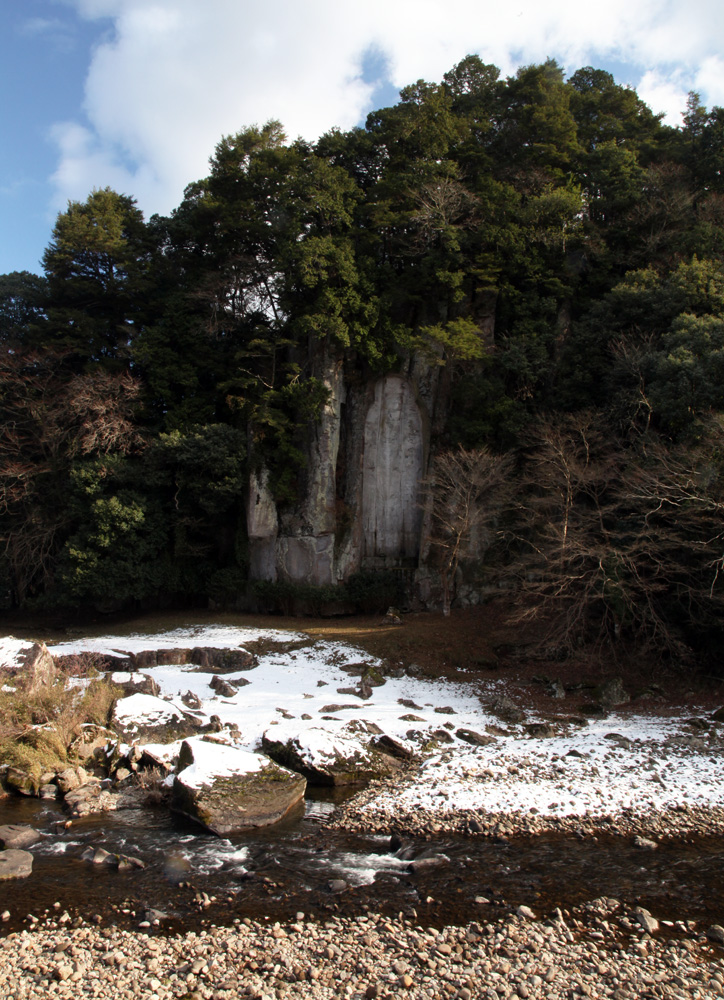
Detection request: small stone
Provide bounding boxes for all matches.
[634,907,659,934]
[517,905,536,920]
[707,925,724,944]
[54,964,74,981]
[633,836,658,850]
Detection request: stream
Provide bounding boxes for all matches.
[1,790,723,937]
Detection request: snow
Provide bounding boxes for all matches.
[44,624,724,825]
[0,635,34,670]
[113,693,188,726]
[176,736,265,789]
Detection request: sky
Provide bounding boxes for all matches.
[1,0,723,277]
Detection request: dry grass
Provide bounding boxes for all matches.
[0,667,123,782]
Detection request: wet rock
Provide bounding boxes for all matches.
[0,824,41,849]
[0,848,33,879]
[39,783,58,800]
[707,925,724,944]
[712,706,724,723]
[329,879,348,893]
[407,855,447,873]
[172,738,306,834]
[456,728,495,747]
[517,905,537,920]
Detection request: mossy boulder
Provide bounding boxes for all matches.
[172,738,306,834]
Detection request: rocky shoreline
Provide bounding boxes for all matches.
[1,896,723,1000]
[329,776,724,842]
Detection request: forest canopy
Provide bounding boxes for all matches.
[2,56,724,664]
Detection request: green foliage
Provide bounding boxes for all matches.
[1,55,723,666]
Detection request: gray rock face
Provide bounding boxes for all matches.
[172,739,306,835]
[0,824,41,849]
[0,849,33,879]
[362,376,423,561]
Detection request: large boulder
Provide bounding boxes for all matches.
[172,738,306,834]
[261,725,402,786]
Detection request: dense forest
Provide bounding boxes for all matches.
[2,56,724,667]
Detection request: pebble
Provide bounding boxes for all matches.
[0,897,721,1000]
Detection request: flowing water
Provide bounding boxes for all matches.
[1,791,723,937]
[2,611,723,937]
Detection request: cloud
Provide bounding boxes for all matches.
[50,0,724,219]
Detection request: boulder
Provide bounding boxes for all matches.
[210,675,248,698]
[0,849,33,880]
[488,694,525,724]
[21,643,58,694]
[456,728,495,747]
[56,766,89,794]
[0,824,41,850]
[262,725,401,786]
[64,782,118,817]
[106,672,160,697]
[597,677,630,707]
[112,693,203,741]
[4,767,37,796]
[172,738,306,834]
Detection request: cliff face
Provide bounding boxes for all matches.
[246,347,442,589]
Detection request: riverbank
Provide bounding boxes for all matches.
[1,898,722,1000]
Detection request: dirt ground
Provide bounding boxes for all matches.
[3,599,722,716]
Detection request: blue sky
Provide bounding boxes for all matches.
[2,0,724,277]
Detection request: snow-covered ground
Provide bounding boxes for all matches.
[4,625,724,830]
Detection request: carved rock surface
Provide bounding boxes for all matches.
[172,738,306,834]
[362,376,424,560]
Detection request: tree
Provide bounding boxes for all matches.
[424,446,512,615]
[41,188,150,369]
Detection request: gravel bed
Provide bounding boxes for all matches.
[1,899,723,1000]
[328,773,724,840]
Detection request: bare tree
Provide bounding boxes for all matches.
[424,445,512,615]
[509,412,724,662]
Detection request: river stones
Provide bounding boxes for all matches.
[171,737,306,834]
[456,728,495,747]
[64,782,118,817]
[261,725,401,786]
[0,849,33,879]
[0,824,41,849]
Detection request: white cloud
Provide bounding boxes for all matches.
[50,0,724,219]
[636,70,689,127]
